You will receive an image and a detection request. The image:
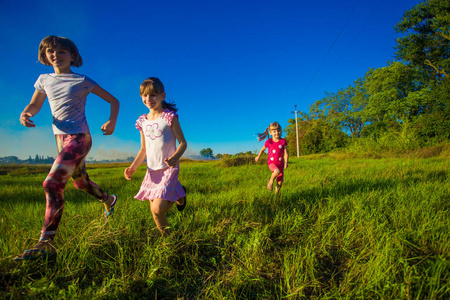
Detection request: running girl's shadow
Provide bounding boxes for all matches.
[1,256,57,293]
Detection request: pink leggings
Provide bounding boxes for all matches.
[41,133,108,238]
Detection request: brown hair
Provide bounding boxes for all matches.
[140,77,165,96]
[140,77,178,112]
[38,36,83,67]
[257,122,282,141]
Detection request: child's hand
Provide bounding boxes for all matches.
[255,156,260,163]
[20,112,35,127]
[124,167,135,180]
[284,162,288,169]
[164,156,178,168]
[101,120,116,135]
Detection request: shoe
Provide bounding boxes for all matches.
[13,240,57,261]
[104,194,117,221]
[177,186,187,212]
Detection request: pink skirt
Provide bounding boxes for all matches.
[134,166,185,202]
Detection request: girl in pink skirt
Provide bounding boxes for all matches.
[124,77,187,236]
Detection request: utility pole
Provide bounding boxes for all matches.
[291,105,299,158]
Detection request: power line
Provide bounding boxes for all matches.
[326,0,385,79]
[300,0,361,99]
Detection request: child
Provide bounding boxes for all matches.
[255,122,289,194]
[124,77,187,237]
[14,36,120,260]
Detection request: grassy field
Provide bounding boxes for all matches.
[0,154,449,299]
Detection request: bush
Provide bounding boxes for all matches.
[300,120,349,155]
[415,111,450,145]
[219,155,265,167]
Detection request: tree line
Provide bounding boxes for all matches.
[285,0,449,156]
[0,155,136,165]
[200,148,255,159]
[0,155,55,165]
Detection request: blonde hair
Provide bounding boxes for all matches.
[38,36,83,67]
[139,77,178,112]
[257,122,282,141]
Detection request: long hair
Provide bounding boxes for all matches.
[257,122,282,141]
[140,77,178,112]
[38,36,83,67]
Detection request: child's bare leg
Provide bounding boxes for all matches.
[150,199,175,236]
[268,168,280,190]
[275,182,282,194]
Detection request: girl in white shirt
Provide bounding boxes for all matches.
[124,77,187,237]
[15,36,120,261]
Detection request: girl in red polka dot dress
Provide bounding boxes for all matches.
[255,122,289,194]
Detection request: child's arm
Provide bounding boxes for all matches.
[91,85,120,135]
[164,116,187,168]
[124,131,146,180]
[284,148,289,169]
[19,90,46,127]
[255,146,267,162]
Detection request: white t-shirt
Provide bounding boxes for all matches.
[34,73,96,135]
[135,109,178,171]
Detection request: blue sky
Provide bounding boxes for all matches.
[0,0,422,160]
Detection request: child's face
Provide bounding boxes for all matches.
[142,92,165,110]
[45,46,74,72]
[271,127,281,139]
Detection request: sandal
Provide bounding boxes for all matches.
[104,194,117,221]
[267,181,273,191]
[13,240,57,261]
[177,186,187,212]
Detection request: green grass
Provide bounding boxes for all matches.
[0,156,449,299]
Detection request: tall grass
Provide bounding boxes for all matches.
[0,156,449,299]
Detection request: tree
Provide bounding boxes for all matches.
[285,117,348,155]
[308,78,367,138]
[200,148,214,159]
[362,61,429,124]
[395,0,450,78]
[414,77,450,144]
[285,118,311,156]
[284,0,450,152]
[394,0,450,145]
[299,119,349,154]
